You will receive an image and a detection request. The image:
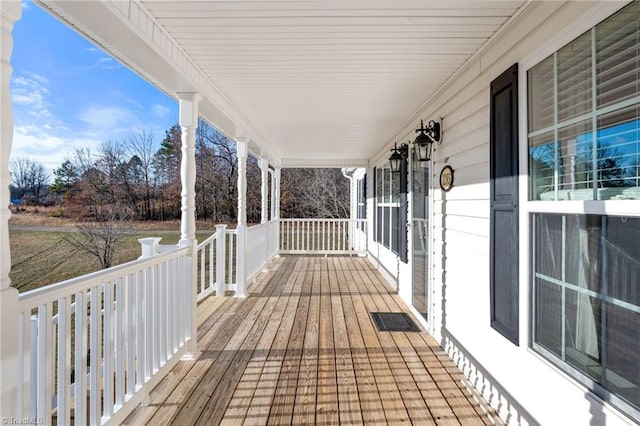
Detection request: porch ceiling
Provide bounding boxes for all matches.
[40,0,526,166]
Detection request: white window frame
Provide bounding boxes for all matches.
[518,1,640,420]
[374,162,401,255]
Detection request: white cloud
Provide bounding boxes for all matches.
[151,104,171,119]
[77,105,134,129]
[11,125,102,178]
[11,73,53,118]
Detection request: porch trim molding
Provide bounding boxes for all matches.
[280,158,369,168]
[0,0,21,420]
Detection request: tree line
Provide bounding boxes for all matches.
[10,120,349,223]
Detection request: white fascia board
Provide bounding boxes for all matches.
[280,158,369,169]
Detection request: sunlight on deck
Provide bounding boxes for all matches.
[124,256,497,425]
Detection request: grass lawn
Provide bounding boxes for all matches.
[9,228,214,293]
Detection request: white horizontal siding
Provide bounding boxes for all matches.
[369,1,636,425]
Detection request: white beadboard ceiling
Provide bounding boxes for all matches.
[41,0,527,166]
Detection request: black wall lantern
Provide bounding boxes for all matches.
[413,119,441,162]
[389,142,409,173]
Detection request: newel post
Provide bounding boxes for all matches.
[235,139,248,298]
[215,224,227,297]
[0,1,21,420]
[177,92,201,360]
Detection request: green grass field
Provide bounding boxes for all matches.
[9,229,213,293]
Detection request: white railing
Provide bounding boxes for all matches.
[16,246,194,426]
[246,220,279,282]
[196,225,237,300]
[280,218,367,255]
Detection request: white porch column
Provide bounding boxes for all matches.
[274,167,281,219]
[274,167,281,253]
[235,138,248,298]
[269,169,275,220]
[177,93,200,248]
[0,1,21,420]
[260,157,268,224]
[176,92,201,360]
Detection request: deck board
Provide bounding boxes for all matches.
[124,256,498,425]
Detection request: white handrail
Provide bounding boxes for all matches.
[17,246,193,425]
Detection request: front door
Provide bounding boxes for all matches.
[412,153,430,320]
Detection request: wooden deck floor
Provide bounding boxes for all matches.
[124,256,497,425]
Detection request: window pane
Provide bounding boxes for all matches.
[558,119,593,198]
[391,169,400,203]
[596,2,640,110]
[383,206,389,248]
[529,131,556,200]
[528,56,555,132]
[384,167,390,203]
[535,278,563,357]
[564,215,601,293]
[565,290,602,382]
[534,213,562,280]
[391,206,399,253]
[376,206,383,243]
[605,303,640,409]
[533,212,640,416]
[596,105,640,198]
[603,216,640,306]
[376,167,383,200]
[557,32,592,123]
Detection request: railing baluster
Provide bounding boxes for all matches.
[89,287,100,425]
[17,312,28,418]
[115,277,125,409]
[144,266,152,380]
[57,295,71,425]
[159,262,167,366]
[75,290,87,426]
[103,281,114,420]
[35,303,52,425]
[172,258,178,349]
[168,259,173,353]
[200,245,205,294]
[137,269,146,388]
[152,264,160,373]
[30,315,38,420]
[126,274,135,398]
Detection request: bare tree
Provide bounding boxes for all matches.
[280,168,349,218]
[128,131,156,219]
[64,208,129,269]
[10,157,49,202]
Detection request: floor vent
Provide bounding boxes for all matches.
[370,312,421,332]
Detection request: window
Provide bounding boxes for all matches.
[374,164,404,258]
[528,3,640,419]
[356,174,366,231]
[528,2,640,201]
[532,213,639,416]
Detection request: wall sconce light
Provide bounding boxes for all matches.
[389,142,409,173]
[413,119,441,162]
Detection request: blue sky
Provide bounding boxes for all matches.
[10,0,179,179]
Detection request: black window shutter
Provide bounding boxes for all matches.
[490,63,520,345]
[399,158,408,263]
[373,167,377,242]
